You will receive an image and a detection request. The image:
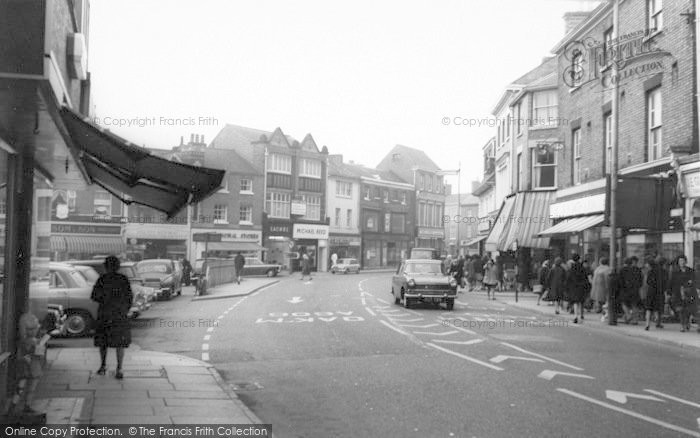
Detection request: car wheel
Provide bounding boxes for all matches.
[266,269,275,277]
[65,310,93,337]
[446,298,454,311]
[393,288,400,304]
[331,270,335,274]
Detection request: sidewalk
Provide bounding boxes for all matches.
[192,277,280,301]
[33,346,264,424]
[485,289,700,351]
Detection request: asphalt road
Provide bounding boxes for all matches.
[55,275,700,437]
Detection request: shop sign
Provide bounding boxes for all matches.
[550,193,605,218]
[267,223,292,236]
[293,224,329,240]
[51,213,125,224]
[683,171,700,198]
[50,223,121,235]
[220,230,262,242]
[291,200,307,216]
[329,235,361,246]
[417,227,445,238]
[124,224,188,240]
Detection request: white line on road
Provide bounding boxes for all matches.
[376,298,390,305]
[557,388,700,437]
[396,323,440,329]
[644,390,700,409]
[606,390,665,404]
[432,339,484,345]
[379,309,401,313]
[365,307,377,316]
[361,297,367,305]
[538,370,594,381]
[217,315,224,320]
[203,335,211,341]
[413,330,459,336]
[379,320,409,336]
[489,355,545,364]
[202,344,209,351]
[207,327,214,333]
[386,313,414,318]
[501,342,584,371]
[426,343,503,371]
[436,318,477,335]
[387,318,423,323]
[202,352,210,361]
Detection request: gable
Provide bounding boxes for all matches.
[268,128,291,148]
[300,134,319,152]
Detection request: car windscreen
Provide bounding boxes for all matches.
[136,262,172,274]
[410,250,436,259]
[68,270,89,287]
[194,260,204,269]
[339,259,355,264]
[118,266,136,278]
[404,263,443,275]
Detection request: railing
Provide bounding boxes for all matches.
[198,258,237,294]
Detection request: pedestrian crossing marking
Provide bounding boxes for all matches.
[432,339,484,345]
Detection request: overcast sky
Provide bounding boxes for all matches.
[88,0,599,191]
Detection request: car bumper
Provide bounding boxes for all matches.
[404,290,457,299]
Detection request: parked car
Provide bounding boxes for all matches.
[119,261,157,304]
[134,259,182,300]
[331,258,361,274]
[409,248,441,260]
[191,259,205,286]
[28,270,67,338]
[391,259,458,310]
[64,259,107,275]
[243,258,281,277]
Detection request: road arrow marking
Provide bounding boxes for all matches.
[490,355,545,364]
[538,370,594,381]
[426,343,503,371]
[287,297,303,304]
[501,342,584,371]
[432,339,484,345]
[413,330,459,336]
[396,323,440,329]
[606,390,665,405]
[557,388,700,438]
[643,390,700,409]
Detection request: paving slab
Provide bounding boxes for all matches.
[91,415,172,424]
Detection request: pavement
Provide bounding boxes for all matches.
[192,277,280,301]
[469,288,700,351]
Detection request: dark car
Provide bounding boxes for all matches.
[134,259,183,300]
[409,248,441,260]
[391,259,457,310]
[242,257,282,277]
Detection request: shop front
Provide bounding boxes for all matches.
[190,229,263,260]
[680,160,700,275]
[416,227,445,252]
[50,222,126,261]
[263,220,330,272]
[328,234,361,263]
[292,223,329,272]
[124,223,189,261]
[362,233,411,269]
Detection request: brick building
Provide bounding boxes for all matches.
[326,155,362,264]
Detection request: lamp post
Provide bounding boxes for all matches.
[608,0,620,325]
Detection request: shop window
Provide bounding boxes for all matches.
[93,190,112,216]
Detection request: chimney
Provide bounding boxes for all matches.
[563,11,592,35]
[190,133,194,143]
[180,136,184,146]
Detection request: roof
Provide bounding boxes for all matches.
[203,148,261,175]
[552,2,609,54]
[209,124,299,150]
[493,57,558,114]
[376,144,441,183]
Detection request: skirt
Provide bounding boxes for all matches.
[94,319,131,348]
[644,291,665,312]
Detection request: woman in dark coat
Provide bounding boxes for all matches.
[548,257,566,315]
[91,255,133,379]
[619,256,643,324]
[536,260,551,306]
[566,254,589,324]
[644,256,667,330]
[669,255,697,332]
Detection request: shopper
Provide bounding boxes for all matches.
[495,255,504,292]
[591,258,611,315]
[536,260,551,306]
[548,257,566,315]
[234,251,245,285]
[483,259,499,300]
[181,257,192,286]
[669,255,696,332]
[91,255,133,380]
[619,257,642,324]
[300,251,313,281]
[566,254,589,324]
[644,256,667,330]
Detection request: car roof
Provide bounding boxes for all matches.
[120,261,135,267]
[50,262,80,270]
[405,259,441,263]
[137,259,173,263]
[64,259,103,265]
[411,248,437,251]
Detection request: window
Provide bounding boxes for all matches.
[533,90,558,126]
[266,192,290,218]
[648,0,662,32]
[604,113,613,174]
[93,190,112,216]
[573,129,582,185]
[401,192,407,204]
[383,190,389,203]
[532,148,557,189]
[239,205,252,224]
[335,208,341,226]
[299,158,322,178]
[428,204,434,227]
[506,112,511,139]
[516,153,522,191]
[384,213,391,232]
[648,88,662,161]
[419,174,425,190]
[302,195,321,220]
[427,175,432,192]
[213,204,228,223]
[365,211,379,231]
[336,181,352,198]
[240,179,253,193]
[218,177,229,192]
[419,203,426,226]
[266,153,292,174]
[0,199,6,216]
[391,214,405,234]
[434,176,439,193]
[570,51,584,88]
[346,209,352,228]
[603,27,614,66]
[364,186,371,200]
[516,102,523,135]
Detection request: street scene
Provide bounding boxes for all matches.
[2,0,700,437]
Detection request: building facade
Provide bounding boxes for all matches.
[444,192,480,256]
[472,137,498,252]
[326,155,362,265]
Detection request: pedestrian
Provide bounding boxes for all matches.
[483,259,499,300]
[536,260,551,306]
[495,255,504,292]
[619,257,642,324]
[331,252,338,271]
[234,251,245,285]
[548,257,566,315]
[474,255,485,290]
[443,254,453,275]
[91,255,133,379]
[591,258,611,315]
[517,252,531,292]
[669,255,696,332]
[300,251,312,281]
[644,256,667,330]
[181,257,192,286]
[455,255,466,290]
[566,254,589,324]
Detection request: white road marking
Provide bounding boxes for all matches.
[501,342,584,371]
[287,296,303,304]
[250,292,258,297]
[643,390,700,409]
[207,327,214,333]
[203,335,211,341]
[201,352,210,361]
[361,297,367,305]
[432,339,484,345]
[436,318,477,335]
[538,370,594,381]
[379,320,409,336]
[202,344,209,351]
[217,315,224,320]
[304,281,312,285]
[606,390,665,405]
[386,313,414,318]
[379,309,401,313]
[388,318,423,323]
[557,388,700,437]
[489,355,545,364]
[364,307,377,316]
[426,343,503,371]
[359,291,374,297]
[413,330,459,336]
[376,298,390,305]
[396,323,440,329]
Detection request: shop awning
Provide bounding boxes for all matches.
[50,236,67,252]
[58,107,225,218]
[485,196,516,252]
[502,190,556,250]
[537,214,605,236]
[463,235,488,247]
[64,236,127,255]
[206,242,266,252]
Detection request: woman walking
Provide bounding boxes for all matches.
[566,254,589,324]
[300,251,313,281]
[644,256,667,330]
[619,257,642,324]
[91,256,133,379]
[536,260,551,306]
[548,258,566,315]
[591,258,611,316]
[669,255,696,332]
[483,259,499,300]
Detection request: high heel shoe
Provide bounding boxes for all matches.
[97,366,106,376]
[115,370,123,380]
[645,325,650,331]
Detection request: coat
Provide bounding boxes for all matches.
[548,265,566,301]
[645,264,667,312]
[234,254,245,272]
[566,261,590,303]
[91,272,133,348]
[619,265,643,306]
[483,264,499,286]
[669,267,696,311]
[538,265,551,290]
[591,265,611,303]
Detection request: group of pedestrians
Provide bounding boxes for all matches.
[535,253,699,331]
[446,255,502,300]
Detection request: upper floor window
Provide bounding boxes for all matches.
[604,113,613,174]
[427,175,432,191]
[213,204,228,223]
[506,112,511,139]
[240,178,253,193]
[364,186,371,200]
[267,153,292,174]
[302,195,321,221]
[364,211,379,232]
[532,148,557,189]
[532,90,558,126]
[603,27,614,67]
[266,191,290,219]
[299,158,322,178]
[239,205,252,224]
[383,190,389,203]
[516,102,523,136]
[419,174,425,190]
[94,190,112,216]
[346,209,353,228]
[401,192,407,204]
[334,207,341,226]
[572,129,582,185]
[648,0,662,32]
[648,87,663,161]
[217,177,229,193]
[336,181,352,198]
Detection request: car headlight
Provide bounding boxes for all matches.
[449,278,458,287]
[407,279,416,288]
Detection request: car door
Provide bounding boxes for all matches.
[50,270,71,309]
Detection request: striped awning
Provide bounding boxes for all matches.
[50,235,67,252]
[485,191,556,252]
[485,196,516,252]
[64,236,127,255]
[537,214,605,236]
[463,235,488,247]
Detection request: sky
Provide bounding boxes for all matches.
[88,0,600,192]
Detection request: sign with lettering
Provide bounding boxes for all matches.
[293,224,329,240]
[328,235,361,246]
[291,200,307,216]
[50,223,121,235]
[684,171,700,199]
[267,223,292,236]
[417,227,445,238]
[256,311,364,324]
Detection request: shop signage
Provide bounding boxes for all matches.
[51,213,125,224]
[291,200,307,216]
[293,224,329,240]
[329,235,361,246]
[268,223,292,236]
[683,171,700,198]
[124,223,188,240]
[417,227,445,238]
[220,230,262,242]
[50,223,121,235]
[550,193,605,218]
[192,233,222,242]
